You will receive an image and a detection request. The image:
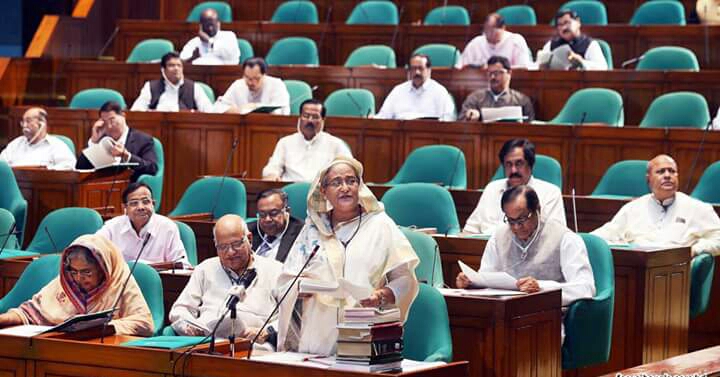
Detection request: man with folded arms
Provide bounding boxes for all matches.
[1,107,76,169]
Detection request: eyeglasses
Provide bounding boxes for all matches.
[126,198,153,208]
[257,208,286,219]
[66,267,95,278]
[487,69,508,78]
[503,212,534,227]
[215,237,249,253]
[300,113,322,121]
[324,176,359,188]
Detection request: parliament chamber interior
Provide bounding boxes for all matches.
[1,0,720,376]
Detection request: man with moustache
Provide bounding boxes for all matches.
[262,99,352,181]
[247,189,303,263]
[457,13,532,69]
[459,56,535,122]
[179,7,240,65]
[376,54,456,121]
[464,138,566,235]
[538,9,608,71]
[1,107,76,169]
[592,154,720,255]
[213,57,290,115]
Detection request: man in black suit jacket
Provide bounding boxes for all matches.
[248,188,304,263]
[76,100,158,181]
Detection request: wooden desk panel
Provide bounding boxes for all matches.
[602,345,720,377]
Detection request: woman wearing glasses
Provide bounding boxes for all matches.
[276,156,419,355]
[0,234,153,336]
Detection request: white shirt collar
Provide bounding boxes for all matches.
[117,126,130,145]
[120,213,157,239]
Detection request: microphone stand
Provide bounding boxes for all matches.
[209,138,239,220]
[0,222,17,258]
[228,303,237,357]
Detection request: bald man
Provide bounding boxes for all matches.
[1,107,76,169]
[457,13,531,69]
[592,154,720,256]
[169,215,282,349]
[179,8,240,65]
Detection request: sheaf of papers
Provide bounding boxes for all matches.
[298,278,373,300]
[251,352,444,372]
[0,325,52,337]
[81,137,117,168]
[440,288,526,297]
[458,260,519,290]
[481,106,524,123]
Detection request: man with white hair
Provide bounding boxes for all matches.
[1,107,76,169]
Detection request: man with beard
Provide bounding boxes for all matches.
[592,154,720,255]
[262,99,352,181]
[538,9,608,71]
[456,13,531,69]
[463,138,566,235]
[376,54,456,121]
[96,182,189,266]
[459,55,535,122]
[246,189,303,263]
[213,57,290,115]
[180,8,240,65]
[0,107,76,169]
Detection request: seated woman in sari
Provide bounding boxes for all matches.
[277,156,419,355]
[0,234,154,336]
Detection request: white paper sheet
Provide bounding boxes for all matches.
[481,106,524,122]
[458,260,519,290]
[440,288,526,297]
[0,325,52,337]
[298,278,373,300]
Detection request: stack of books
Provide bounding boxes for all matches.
[334,307,404,373]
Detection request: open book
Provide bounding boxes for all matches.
[458,261,518,290]
[43,308,115,333]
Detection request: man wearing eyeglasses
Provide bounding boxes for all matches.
[459,56,534,122]
[0,107,76,169]
[247,189,303,263]
[463,138,565,235]
[169,214,282,349]
[96,182,189,266]
[262,99,352,181]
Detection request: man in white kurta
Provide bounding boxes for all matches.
[464,138,566,235]
[262,99,352,181]
[592,154,720,256]
[1,107,76,170]
[213,57,290,115]
[169,215,282,347]
[96,182,189,265]
[179,8,240,65]
[457,13,531,69]
[376,54,456,121]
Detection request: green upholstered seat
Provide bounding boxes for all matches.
[496,5,537,25]
[132,262,165,335]
[126,39,175,63]
[549,88,624,127]
[399,227,443,288]
[412,44,460,68]
[0,161,27,244]
[636,46,699,71]
[387,145,467,189]
[69,88,127,110]
[344,45,397,68]
[403,284,453,362]
[491,154,563,190]
[424,6,470,25]
[196,82,215,103]
[25,208,104,254]
[0,255,61,313]
[174,221,198,266]
[630,0,686,25]
[382,183,461,235]
[52,134,75,154]
[169,177,247,220]
[557,0,608,25]
[237,38,254,64]
[137,138,165,212]
[0,209,20,250]
[590,160,650,199]
[346,1,399,25]
[283,80,313,115]
[691,161,720,204]
[186,1,232,22]
[595,39,613,69]
[639,92,709,129]
[271,1,319,24]
[282,182,311,220]
[266,37,319,66]
[690,253,715,319]
[324,88,376,117]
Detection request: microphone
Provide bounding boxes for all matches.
[684,119,713,192]
[620,55,645,68]
[226,268,256,357]
[0,222,17,258]
[246,244,320,359]
[209,138,239,220]
[571,188,579,232]
[578,111,587,126]
[345,91,369,118]
[387,6,404,67]
[97,26,120,58]
[44,226,59,253]
[430,243,439,287]
[446,150,463,188]
[318,6,333,53]
[615,103,624,127]
[289,85,319,109]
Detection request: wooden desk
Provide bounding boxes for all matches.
[12,167,130,246]
[602,345,720,377]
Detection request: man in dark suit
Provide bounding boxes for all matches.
[248,188,303,263]
[76,100,158,181]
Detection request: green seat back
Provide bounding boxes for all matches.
[424,6,470,25]
[496,5,537,25]
[169,177,247,219]
[690,253,715,319]
[324,88,376,117]
[69,88,127,110]
[639,91,709,129]
[283,80,313,115]
[344,45,397,68]
[590,160,650,199]
[388,145,467,189]
[282,182,311,220]
[0,161,27,244]
[186,1,232,22]
[403,284,452,362]
[412,44,460,68]
[196,82,215,103]
[0,255,61,314]
[691,161,720,204]
[174,220,198,267]
[266,37,319,66]
[271,1,319,24]
[0,208,20,250]
[237,38,254,64]
[491,154,563,190]
[126,39,175,63]
[51,134,75,155]
[558,0,608,25]
[636,46,699,71]
[26,208,103,254]
[399,227,443,288]
[132,262,165,335]
[549,88,624,126]
[346,1,399,25]
[137,138,165,212]
[382,183,460,235]
[595,39,613,69]
[630,0,686,25]
[562,233,614,369]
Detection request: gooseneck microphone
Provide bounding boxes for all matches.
[0,222,17,257]
[209,138,239,220]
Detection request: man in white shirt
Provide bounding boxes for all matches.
[213,57,290,115]
[247,189,303,263]
[457,13,531,69]
[538,9,608,71]
[262,99,352,181]
[464,138,566,235]
[1,107,76,170]
[96,182,189,265]
[179,8,240,65]
[592,154,720,255]
[169,214,281,349]
[376,54,456,121]
[131,52,213,112]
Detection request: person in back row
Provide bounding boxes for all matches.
[538,9,608,71]
[213,57,290,115]
[456,13,531,69]
[180,7,240,65]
